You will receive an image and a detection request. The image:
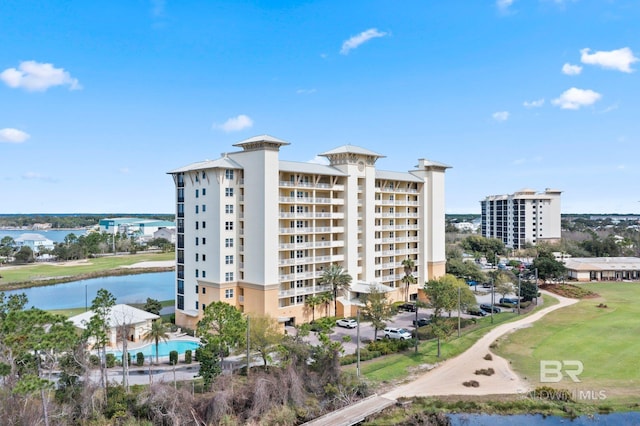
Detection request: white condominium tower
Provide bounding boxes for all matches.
[481,188,562,250]
[168,135,450,329]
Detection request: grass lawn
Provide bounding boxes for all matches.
[0,252,174,288]
[494,283,640,406]
[49,299,174,318]
[347,295,558,384]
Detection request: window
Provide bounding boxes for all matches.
[225,238,234,247]
[202,221,206,229]
[195,301,199,310]
[202,204,206,212]
[225,255,234,265]
[296,265,304,273]
[195,237,199,246]
[225,204,234,214]
[202,254,206,261]
[202,304,206,311]
[296,295,304,304]
[225,188,234,197]
[202,270,206,278]
[195,189,199,198]
[202,188,206,196]
[195,205,199,214]
[195,253,199,261]
[225,169,234,180]
[195,269,199,278]
[177,295,184,310]
[225,288,234,298]
[195,221,199,230]
[177,280,184,295]
[202,287,206,294]
[202,171,206,180]
[225,221,234,230]
[202,237,206,245]
[225,272,234,282]
[195,285,198,293]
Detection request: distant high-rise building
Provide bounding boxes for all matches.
[168,135,450,329]
[481,188,562,249]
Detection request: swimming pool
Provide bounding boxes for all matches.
[110,339,200,358]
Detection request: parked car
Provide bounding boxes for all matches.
[479,303,501,313]
[398,302,417,312]
[499,297,519,305]
[384,327,412,340]
[412,317,431,327]
[467,307,488,316]
[336,318,358,328]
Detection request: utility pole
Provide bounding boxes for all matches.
[535,268,539,306]
[490,276,494,324]
[517,272,522,315]
[246,316,250,376]
[457,286,461,338]
[414,304,419,353]
[356,309,361,376]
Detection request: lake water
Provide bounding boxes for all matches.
[449,412,640,425]
[1,228,87,243]
[3,271,174,310]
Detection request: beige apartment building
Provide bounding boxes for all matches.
[481,188,562,250]
[168,135,449,329]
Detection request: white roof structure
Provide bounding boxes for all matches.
[350,281,396,294]
[564,257,640,272]
[376,169,423,183]
[168,155,244,174]
[69,304,159,329]
[14,233,53,242]
[279,160,347,176]
[319,144,385,158]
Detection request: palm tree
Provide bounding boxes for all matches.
[319,264,352,317]
[401,258,417,302]
[318,292,333,318]
[304,294,321,322]
[143,319,170,365]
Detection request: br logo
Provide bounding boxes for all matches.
[540,360,583,383]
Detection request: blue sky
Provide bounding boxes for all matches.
[1,0,639,215]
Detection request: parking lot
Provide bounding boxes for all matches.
[294,287,520,355]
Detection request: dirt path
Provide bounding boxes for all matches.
[383,290,578,398]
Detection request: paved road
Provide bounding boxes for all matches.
[304,290,578,425]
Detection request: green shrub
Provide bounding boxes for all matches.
[309,317,336,333]
[106,353,116,368]
[136,352,144,366]
[89,354,100,367]
[169,350,178,365]
[185,349,192,364]
[194,348,201,362]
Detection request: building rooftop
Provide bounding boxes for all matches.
[69,304,160,329]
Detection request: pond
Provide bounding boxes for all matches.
[449,412,640,425]
[4,271,174,310]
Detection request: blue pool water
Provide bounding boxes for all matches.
[111,339,200,358]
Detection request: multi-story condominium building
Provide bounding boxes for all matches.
[481,188,562,250]
[168,135,449,329]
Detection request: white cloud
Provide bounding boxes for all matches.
[523,99,544,108]
[552,87,601,109]
[308,156,329,165]
[492,111,510,121]
[580,47,638,73]
[296,88,317,95]
[213,114,254,132]
[151,0,165,17]
[562,63,582,75]
[340,28,388,55]
[22,171,56,182]
[0,60,81,92]
[0,128,30,143]
[496,0,514,13]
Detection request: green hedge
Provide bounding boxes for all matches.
[136,352,145,366]
[185,349,192,364]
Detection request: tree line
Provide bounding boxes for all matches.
[0,232,174,264]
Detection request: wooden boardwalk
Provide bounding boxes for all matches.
[301,394,396,426]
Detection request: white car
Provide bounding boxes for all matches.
[336,318,358,328]
[383,327,412,340]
